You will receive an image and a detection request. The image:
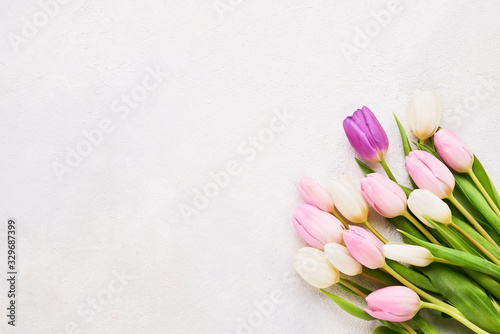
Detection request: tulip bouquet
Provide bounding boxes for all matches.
[292,90,500,334]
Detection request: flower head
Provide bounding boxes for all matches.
[343,106,389,162]
[361,173,407,218]
[296,177,335,212]
[405,150,455,199]
[343,226,385,269]
[293,204,345,250]
[365,286,422,321]
[330,175,369,223]
[409,90,442,140]
[293,247,340,289]
[434,129,474,174]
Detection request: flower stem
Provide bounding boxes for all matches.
[382,264,449,309]
[380,159,397,183]
[400,322,418,334]
[467,169,500,218]
[418,139,425,145]
[363,220,388,244]
[448,194,500,249]
[421,302,488,334]
[331,208,349,229]
[338,278,366,298]
[433,257,456,265]
[449,222,500,265]
[402,212,440,245]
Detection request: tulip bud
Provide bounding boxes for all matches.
[383,243,434,267]
[296,177,335,212]
[360,174,407,218]
[409,90,442,140]
[343,106,389,162]
[293,204,345,250]
[343,226,385,269]
[405,150,455,199]
[330,175,369,223]
[365,286,421,322]
[293,247,340,289]
[434,129,474,174]
[324,243,363,276]
[408,189,452,227]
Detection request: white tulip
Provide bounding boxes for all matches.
[383,243,434,267]
[409,90,442,140]
[293,247,340,289]
[330,175,369,223]
[408,189,452,228]
[324,243,362,276]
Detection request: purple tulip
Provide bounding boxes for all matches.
[343,107,389,162]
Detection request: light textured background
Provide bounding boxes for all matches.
[1,0,500,333]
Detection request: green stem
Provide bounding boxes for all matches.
[402,212,440,245]
[449,222,500,265]
[331,208,349,229]
[433,257,456,265]
[400,322,418,334]
[418,139,425,144]
[468,169,500,217]
[448,194,500,249]
[382,264,448,309]
[421,302,488,334]
[364,220,388,244]
[380,159,397,182]
[338,278,366,298]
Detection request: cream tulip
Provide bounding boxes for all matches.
[383,243,434,267]
[408,189,452,228]
[409,90,442,140]
[293,247,340,289]
[330,175,369,223]
[324,243,363,276]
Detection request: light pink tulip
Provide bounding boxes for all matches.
[405,150,455,199]
[360,174,407,218]
[434,129,474,174]
[365,286,421,322]
[343,226,385,269]
[293,204,345,250]
[296,177,335,212]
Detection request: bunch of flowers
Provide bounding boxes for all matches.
[292,90,500,334]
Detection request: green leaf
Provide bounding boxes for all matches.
[452,216,500,260]
[472,156,500,208]
[464,269,500,301]
[362,268,401,287]
[454,174,500,236]
[355,158,376,176]
[413,314,438,334]
[373,326,404,334]
[413,142,442,160]
[428,217,484,258]
[400,229,500,280]
[320,289,375,321]
[393,113,412,157]
[386,260,440,294]
[420,263,500,333]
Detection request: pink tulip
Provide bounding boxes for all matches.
[293,204,345,250]
[434,129,474,174]
[343,226,385,269]
[405,150,455,199]
[365,286,421,322]
[360,174,407,218]
[296,177,335,212]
